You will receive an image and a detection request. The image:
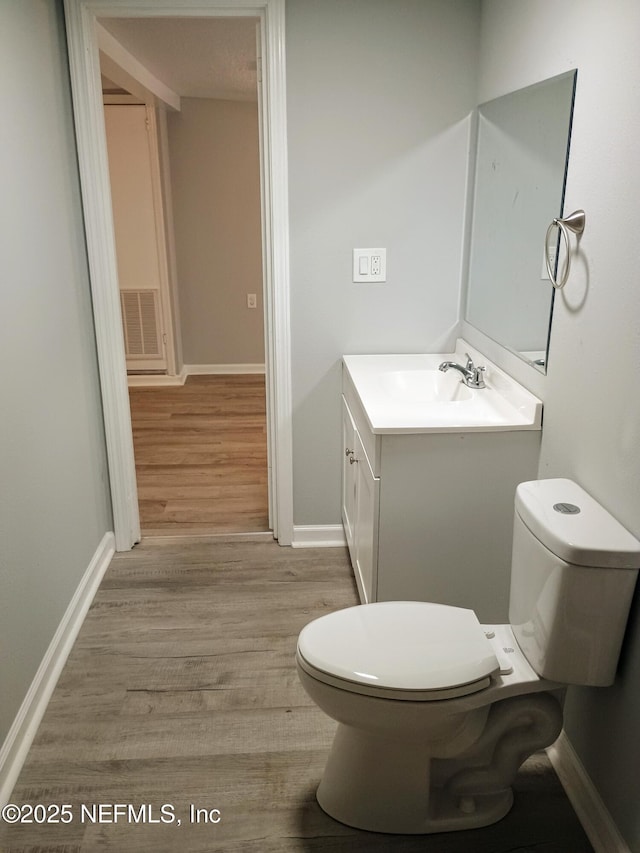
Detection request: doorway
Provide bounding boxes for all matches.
[101,38,269,535]
[63,0,293,549]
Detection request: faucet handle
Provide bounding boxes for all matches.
[471,365,486,388]
[464,352,475,370]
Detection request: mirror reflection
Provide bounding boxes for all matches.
[465,71,577,372]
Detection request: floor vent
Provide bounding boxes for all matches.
[120,290,162,359]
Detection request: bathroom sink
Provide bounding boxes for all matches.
[342,343,542,434]
[379,369,473,403]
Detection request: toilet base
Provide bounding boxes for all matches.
[314,692,563,834]
[315,722,514,834]
[318,784,514,835]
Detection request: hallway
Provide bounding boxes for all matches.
[129,374,269,535]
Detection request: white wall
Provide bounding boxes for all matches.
[167,98,264,366]
[478,1,640,848]
[0,1,112,744]
[287,0,481,524]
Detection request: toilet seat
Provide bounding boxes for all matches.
[297,601,500,701]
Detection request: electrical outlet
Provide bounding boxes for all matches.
[353,249,386,282]
[247,293,257,309]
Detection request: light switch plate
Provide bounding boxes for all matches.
[353,248,386,282]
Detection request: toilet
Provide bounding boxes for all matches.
[296,479,640,834]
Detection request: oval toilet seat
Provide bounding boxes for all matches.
[297,651,495,701]
[296,601,500,702]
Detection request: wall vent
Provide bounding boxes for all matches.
[120,290,162,359]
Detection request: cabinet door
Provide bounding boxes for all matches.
[353,430,380,604]
[341,396,357,560]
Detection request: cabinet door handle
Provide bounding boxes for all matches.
[345,448,354,457]
[349,455,358,465]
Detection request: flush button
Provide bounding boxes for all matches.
[553,502,581,514]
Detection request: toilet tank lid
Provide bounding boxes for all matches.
[515,479,640,569]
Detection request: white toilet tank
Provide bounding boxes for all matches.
[509,479,640,686]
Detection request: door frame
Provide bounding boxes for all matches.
[64,0,293,549]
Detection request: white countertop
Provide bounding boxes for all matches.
[343,341,543,434]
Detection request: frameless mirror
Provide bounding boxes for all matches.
[464,71,577,372]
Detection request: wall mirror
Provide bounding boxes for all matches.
[464,70,577,373]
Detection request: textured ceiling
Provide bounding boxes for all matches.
[98,17,259,101]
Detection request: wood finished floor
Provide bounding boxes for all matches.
[1,539,594,852]
[129,375,269,535]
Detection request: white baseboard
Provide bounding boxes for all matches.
[126,364,266,386]
[127,368,187,387]
[0,532,115,807]
[547,730,630,853]
[291,525,347,548]
[184,363,266,375]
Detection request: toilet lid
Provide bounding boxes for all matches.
[297,601,499,700]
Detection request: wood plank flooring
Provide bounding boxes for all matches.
[1,539,593,852]
[129,375,269,535]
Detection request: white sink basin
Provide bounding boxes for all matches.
[343,343,542,434]
[379,369,473,403]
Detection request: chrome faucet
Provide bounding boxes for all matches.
[438,353,486,389]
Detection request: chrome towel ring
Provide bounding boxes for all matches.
[545,209,586,289]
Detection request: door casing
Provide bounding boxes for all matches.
[63,0,293,549]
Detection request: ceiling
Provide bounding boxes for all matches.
[98,17,259,101]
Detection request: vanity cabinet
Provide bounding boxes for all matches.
[341,367,541,623]
[342,396,380,602]
[341,397,357,554]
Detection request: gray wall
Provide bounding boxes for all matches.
[0,1,112,744]
[287,0,481,525]
[167,98,265,366]
[478,1,640,848]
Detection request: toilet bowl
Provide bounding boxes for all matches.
[296,479,640,834]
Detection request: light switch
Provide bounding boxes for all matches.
[359,255,369,276]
